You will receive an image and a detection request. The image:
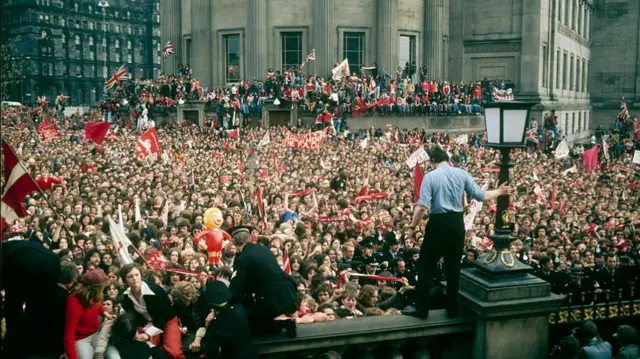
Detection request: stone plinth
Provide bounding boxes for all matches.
[459,268,564,359]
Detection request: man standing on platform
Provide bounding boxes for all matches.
[402,147,512,319]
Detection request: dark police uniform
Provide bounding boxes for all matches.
[229,227,298,336]
[204,281,258,359]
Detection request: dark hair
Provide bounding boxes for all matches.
[110,313,138,349]
[429,146,449,163]
[60,260,79,285]
[119,263,144,283]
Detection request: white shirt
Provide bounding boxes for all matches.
[123,282,155,322]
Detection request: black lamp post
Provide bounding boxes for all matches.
[475,101,535,274]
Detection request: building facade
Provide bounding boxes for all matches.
[161,0,638,136]
[1,0,161,106]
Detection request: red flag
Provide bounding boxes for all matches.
[41,124,60,141]
[551,183,556,210]
[1,140,40,239]
[84,122,111,144]
[256,186,267,228]
[227,129,239,140]
[582,145,599,172]
[413,163,424,203]
[282,249,291,275]
[37,118,53,132]
[135,128,162,160]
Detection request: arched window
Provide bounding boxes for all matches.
[115,39,120,48]
[41,30,48,39]
[127,40,132,50]
[75,34,80,45]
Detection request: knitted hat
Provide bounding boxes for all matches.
[81,268,110,287]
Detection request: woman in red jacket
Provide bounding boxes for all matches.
[63,268,115,359]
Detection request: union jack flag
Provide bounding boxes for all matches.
[525,128,539,144]
[305,49,316,62]
[104,64,127,89]
[163,41,174,58]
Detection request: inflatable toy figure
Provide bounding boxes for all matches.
[193,208,231,265]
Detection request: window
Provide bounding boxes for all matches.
[89,22,94,30]
[224,34,241,83]
[542,44,548,87]
[281,32,302,71]
[572,0,577,30]
[115,25,120,33]
[127,54,132,63]
[60,18,65,27]
[102,37,107,47]
[41,30,47,39]
[88,5,92,13]
[582,59,586,92]
[555,49,560,89]
[115,39,120,48]
[39,14,44,22]
[115,53,121,62]
[91,65,96,75]
[138,27,144,36]
[398,35,416,70]
[127,26,132,35]
[75,34,81,45]
[576,58,581,91]
[62,34,66,44]
[102,23,107,32]
[577,3,582,35]
[127,40,132,50]
[42,63,48,75]
[127,11,131,19]
[569,55,574,90]
[75,21,80,29]
[114,11,118,17]
[44,15,49,22]
[583,7,587,38]
[562,52,567,90]
[89,37,94,46]
[76,65,82,77]
[103,66,107,78]
[343,32,365,75]
[89,51,95,60]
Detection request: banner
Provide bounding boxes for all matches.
[284,128,329,150]
[332,59,350,81]
[405,148,430,168]
[135,128,162,160]
[633,150,640,165]
[554,139,570,159]
[456,134,469,145]
[41,124,59,141]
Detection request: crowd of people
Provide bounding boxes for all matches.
[1,67,639,359]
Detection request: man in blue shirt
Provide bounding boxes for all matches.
[402,146,512,319]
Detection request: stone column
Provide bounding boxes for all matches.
[377,0,398,76]
[314,0,333,78]
[246,0,267,80]
[159,0,182,75]
[424,0,449,80]
[191,0,212,88]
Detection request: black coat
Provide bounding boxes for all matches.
[204,306,258,359]
[115,341,169,359]
[121,282,176,329]
[1,240,61,359]
[230,243,297,317]
[173,289,209,333]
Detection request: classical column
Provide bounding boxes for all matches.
[423,0,449,80]
[191,0,212,87]
[314,0,333,78]
[159,0,182,75]
[377,0,398,76]
[246,0,267,80]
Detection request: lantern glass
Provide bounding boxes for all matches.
[503,109,528,143]
[485,107,501,144]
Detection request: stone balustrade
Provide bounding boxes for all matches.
[253,309,474,359]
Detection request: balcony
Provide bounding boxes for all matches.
[255,309,474,359]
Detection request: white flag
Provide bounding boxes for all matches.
[554,139,570,159]
[134,198,141,223]
[332,59,350,81]
[257,130,270,150]
[406,148,430,168]
[109,217,133,265]
[456,134,469,145]
[633,150,640,165]
[562,165,577,175]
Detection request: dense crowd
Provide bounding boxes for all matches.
[1,90,640,359]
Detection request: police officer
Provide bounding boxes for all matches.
[228,226,297,337]
[203,280,258,359]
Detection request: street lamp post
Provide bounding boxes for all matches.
[98,0,109,79]
[474,101,535,273]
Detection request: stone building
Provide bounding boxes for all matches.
[1,0,161,106]
[162,0,636,135]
